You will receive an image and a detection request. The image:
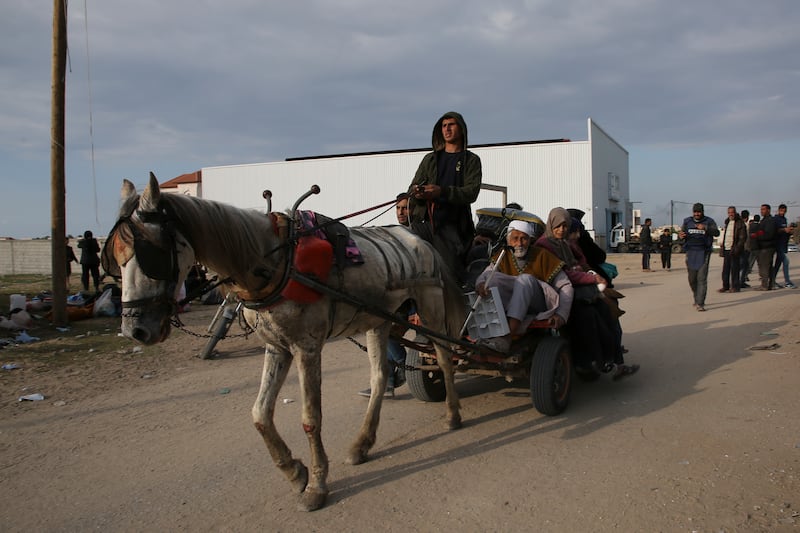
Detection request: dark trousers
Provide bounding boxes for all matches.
[81,264,100,292]
[739,250,750,284]
[756,248,775,289]
[687,252,711,305]
[642,248,651,270]
[721,250,741,290]
[660,251,671,269]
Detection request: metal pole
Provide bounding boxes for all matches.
[50,0,68,326]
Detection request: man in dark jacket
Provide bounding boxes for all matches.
[77,230,101,292]
[771,203,796,289]
[718,206,747,292]
[679,203,719,311]
[753,204,777,290]
[408,111,481,282]
[640,218,653,271]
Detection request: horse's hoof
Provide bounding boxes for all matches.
[448,416,463,430]
[289,463,309,494]
[346,447,369,465]
[297,488,328,512]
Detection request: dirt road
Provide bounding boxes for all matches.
[1,253,799,532]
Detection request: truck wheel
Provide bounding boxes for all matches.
[406,348,446,402]
[617,243,628,254]
[530,336,572,416]
[671,243,682,254]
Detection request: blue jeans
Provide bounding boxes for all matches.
[772,248,792,285]
[387,338,406,387]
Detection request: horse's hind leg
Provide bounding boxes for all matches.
[347,325,389,465]
[252,345,309,497]
[434,343,462,430]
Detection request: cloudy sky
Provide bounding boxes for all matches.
[2,0,799,238]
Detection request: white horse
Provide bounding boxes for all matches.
[104,173,466,511]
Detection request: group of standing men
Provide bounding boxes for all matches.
[677,202,795,313]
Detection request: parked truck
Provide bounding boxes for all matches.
[609,223,684,254]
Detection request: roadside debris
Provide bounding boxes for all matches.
[19,393,45,402]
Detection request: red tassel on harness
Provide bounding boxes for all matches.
[281,235,334,303]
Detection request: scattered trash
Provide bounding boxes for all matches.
[219,387,231,395]
[131,346,143,354]
[10,309,33,328]
[282,398,295,404]
[55,326,70,333]
[15,331,40,343]
[2,363,21,370]
[53,400,67,407]
[141,373,154,379]
[678,460,690,465]
[760,331,779,336]
[749,343,780,351]
[19,393,45,402]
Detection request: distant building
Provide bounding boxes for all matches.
[160,171,202,197]
[198,118,630,249]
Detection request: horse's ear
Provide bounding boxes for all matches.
[140,172,161,212]
[120,179,138,217]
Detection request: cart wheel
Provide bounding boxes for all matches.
[406,348,446,402]
[530,336,572,416]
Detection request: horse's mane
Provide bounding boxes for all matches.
[156,193,280,289]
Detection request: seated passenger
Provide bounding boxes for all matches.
[536,208,639,380]
[474,220,573,353]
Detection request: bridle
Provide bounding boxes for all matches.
[101,203,181,314]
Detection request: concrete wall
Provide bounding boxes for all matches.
[0,239,104,275]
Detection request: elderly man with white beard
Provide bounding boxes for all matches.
[474,220,574,353]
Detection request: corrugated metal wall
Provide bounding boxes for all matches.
[202,119,627,244]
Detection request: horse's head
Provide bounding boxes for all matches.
[102,172,196,345]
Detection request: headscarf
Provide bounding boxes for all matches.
[544,207,577,266]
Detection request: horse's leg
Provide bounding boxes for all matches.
[347,324,390,465]
[434,342,462,430]
[293,341,330,512]
[252,345,309,496]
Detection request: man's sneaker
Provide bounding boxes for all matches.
[357,386,394,398]
[785,282,797,289]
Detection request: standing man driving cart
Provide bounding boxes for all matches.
[408,111,482,283]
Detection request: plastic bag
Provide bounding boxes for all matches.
[93,288,116,317]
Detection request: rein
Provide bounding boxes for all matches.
[295,193,410,237]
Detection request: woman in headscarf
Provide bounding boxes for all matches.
[536,208,639,380]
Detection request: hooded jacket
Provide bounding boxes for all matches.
[408,111,482,246]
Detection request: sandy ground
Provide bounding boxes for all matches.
[1,253,799,532]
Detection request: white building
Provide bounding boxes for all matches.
[201,118,630,249]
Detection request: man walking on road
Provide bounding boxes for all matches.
[679,203,719,311]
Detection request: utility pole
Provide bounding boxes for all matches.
[50,0,67,326]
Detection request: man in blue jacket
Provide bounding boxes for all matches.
[679,203,719,311]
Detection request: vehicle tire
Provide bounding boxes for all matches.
[406,347,446,402]
[671,243,682,254]
[530,336,573,416]
[617,243,628,254]
[200,314,233,360]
